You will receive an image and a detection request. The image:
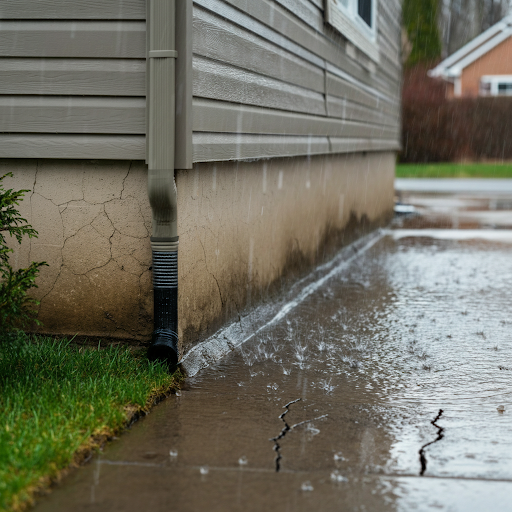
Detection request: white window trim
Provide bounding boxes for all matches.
[325,0,380,63]
[480,75,512,96]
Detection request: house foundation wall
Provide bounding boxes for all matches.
[2,152,395,354]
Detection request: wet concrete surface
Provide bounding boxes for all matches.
[34,180,512,511]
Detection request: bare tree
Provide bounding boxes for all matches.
[438,0,510,57]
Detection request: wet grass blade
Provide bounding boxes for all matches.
[0,334,181,512]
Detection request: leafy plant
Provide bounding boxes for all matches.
[403,0,442,67]
[0,172,47,333]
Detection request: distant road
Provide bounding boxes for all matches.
[395,178,512,194]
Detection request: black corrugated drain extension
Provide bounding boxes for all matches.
[147,243,179,370]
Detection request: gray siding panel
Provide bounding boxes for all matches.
[0,59,145,96]
[327,97,399,129]
[0,1,145,19]
[0,21,145,58]
[0,97,145,134]
[193,133,331,162]
[195,0,373,86]
[193,57,327,116]
[0,135,145,159]
[194,99,399,139]
[194,7,325,93]
[329,137,400,153]
[0,1,146,159]
[307,0,324,10]
[326,73,379,110]
[272,0,324,32]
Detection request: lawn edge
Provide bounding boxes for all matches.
[10,367,185,512]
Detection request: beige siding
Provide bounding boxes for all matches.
[0,0,402,161]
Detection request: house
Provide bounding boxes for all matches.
[0,0,401,359]
[429,14,512,98]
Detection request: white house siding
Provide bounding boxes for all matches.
[0,0,401,162]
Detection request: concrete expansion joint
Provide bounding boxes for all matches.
[419,409,445,476]
[269,398,328,472]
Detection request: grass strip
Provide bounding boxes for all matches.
[0,334,182,512]
[396,163,512,178]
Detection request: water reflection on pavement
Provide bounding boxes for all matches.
[35,182,512,512]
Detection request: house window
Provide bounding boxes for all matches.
[498,83,512,95]
[325,0,379,62]
[358,0,372,27]
[480,76,512,96]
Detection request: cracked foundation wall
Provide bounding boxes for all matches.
[2,159,154,340]
[177,151,394,353]
[2,151,394,351]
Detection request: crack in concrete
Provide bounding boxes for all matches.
[270,399,301,472]
[269,398,328,472]
[419,409,444,476]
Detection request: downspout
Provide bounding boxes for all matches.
[146,0,192,367]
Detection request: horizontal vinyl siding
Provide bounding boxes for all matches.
[0,97,145,134]
[0,3,145,160]
[0,60,145,96]
[191,0,402,162]
[0,1,145,19]
[193,57,326,116]
[193,133,330,162]
[0,135,145,159]
[1,0,401,161]
[193,99,400,139]
[0,22,145,59]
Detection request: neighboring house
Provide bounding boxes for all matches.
[430,14,512,98]
[0,0,401,355]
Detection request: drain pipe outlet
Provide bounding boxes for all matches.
[147,169,179,366]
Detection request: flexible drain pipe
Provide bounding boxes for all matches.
[147,172,179,365]
[146,0,179,366]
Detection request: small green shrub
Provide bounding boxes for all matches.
[0,172,47,333]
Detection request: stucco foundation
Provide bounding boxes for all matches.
[2,152,394,353]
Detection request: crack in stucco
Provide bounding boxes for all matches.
[23,164,152,337]
[121,163,131,198]
[199,236,224,307]
[28,161,38,264]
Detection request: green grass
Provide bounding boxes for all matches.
[0,334,181,512]
[396,163,512,178]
